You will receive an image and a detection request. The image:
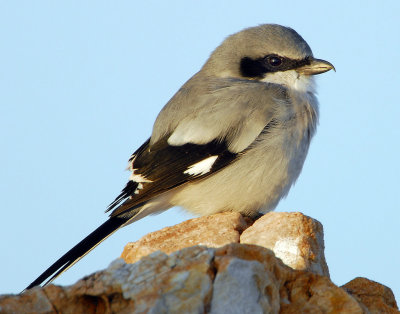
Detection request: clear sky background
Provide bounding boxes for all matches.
[1,0,399,299]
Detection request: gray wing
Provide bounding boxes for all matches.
[151,75,287,153]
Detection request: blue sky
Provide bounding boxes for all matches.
[1,1,399,300]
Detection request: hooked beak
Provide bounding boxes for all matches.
[297,57,335,75]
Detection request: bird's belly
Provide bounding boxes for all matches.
[170,126,311,217]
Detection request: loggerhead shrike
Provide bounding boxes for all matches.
[25,24,334,290]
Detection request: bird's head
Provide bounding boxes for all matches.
[202,24,334,93]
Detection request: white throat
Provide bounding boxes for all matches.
[261,70,316,93]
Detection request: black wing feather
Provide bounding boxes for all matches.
[108,137,238,217]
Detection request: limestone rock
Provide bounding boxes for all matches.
[240,212,329,277]
[213,244,364,314]
[211,247,281,313]
[122,211,329,277]
[342,277,399,313]
[279,273,363,313]
[121,212,249,264]
[2,212,398,313]
[4,244,397,313]
[1,247,215,314]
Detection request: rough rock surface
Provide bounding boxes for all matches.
[1,212,398,313]
[240,212,329,277]
[122,211,329,277]
[342,277,399,313]
[2,245,398,313]
[121,212,249,264]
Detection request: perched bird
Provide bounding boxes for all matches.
[25,24,334,290]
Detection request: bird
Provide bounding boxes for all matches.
[25,24,334,290]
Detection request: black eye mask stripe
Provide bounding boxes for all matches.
[240,54,311,78]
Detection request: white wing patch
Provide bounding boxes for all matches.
[184,156,218,176]
[129,169,153,183]
[134,183,144,194]
[129,170,153,195]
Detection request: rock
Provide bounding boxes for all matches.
[240,212,329,277]
[115,247,214,313]
[122,211,329,278]
[211,249,281,313]
[1,247,215,314]
[1,212,398,313]
[0,288,54,314]
[280,272,363,313]
[121,212,249,264]
[4,244,396,313]
[213,244,363,314]
[342,277,399,313]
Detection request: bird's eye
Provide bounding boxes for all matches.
[267,56,283,67]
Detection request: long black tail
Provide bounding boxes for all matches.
[24,216,128,291]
